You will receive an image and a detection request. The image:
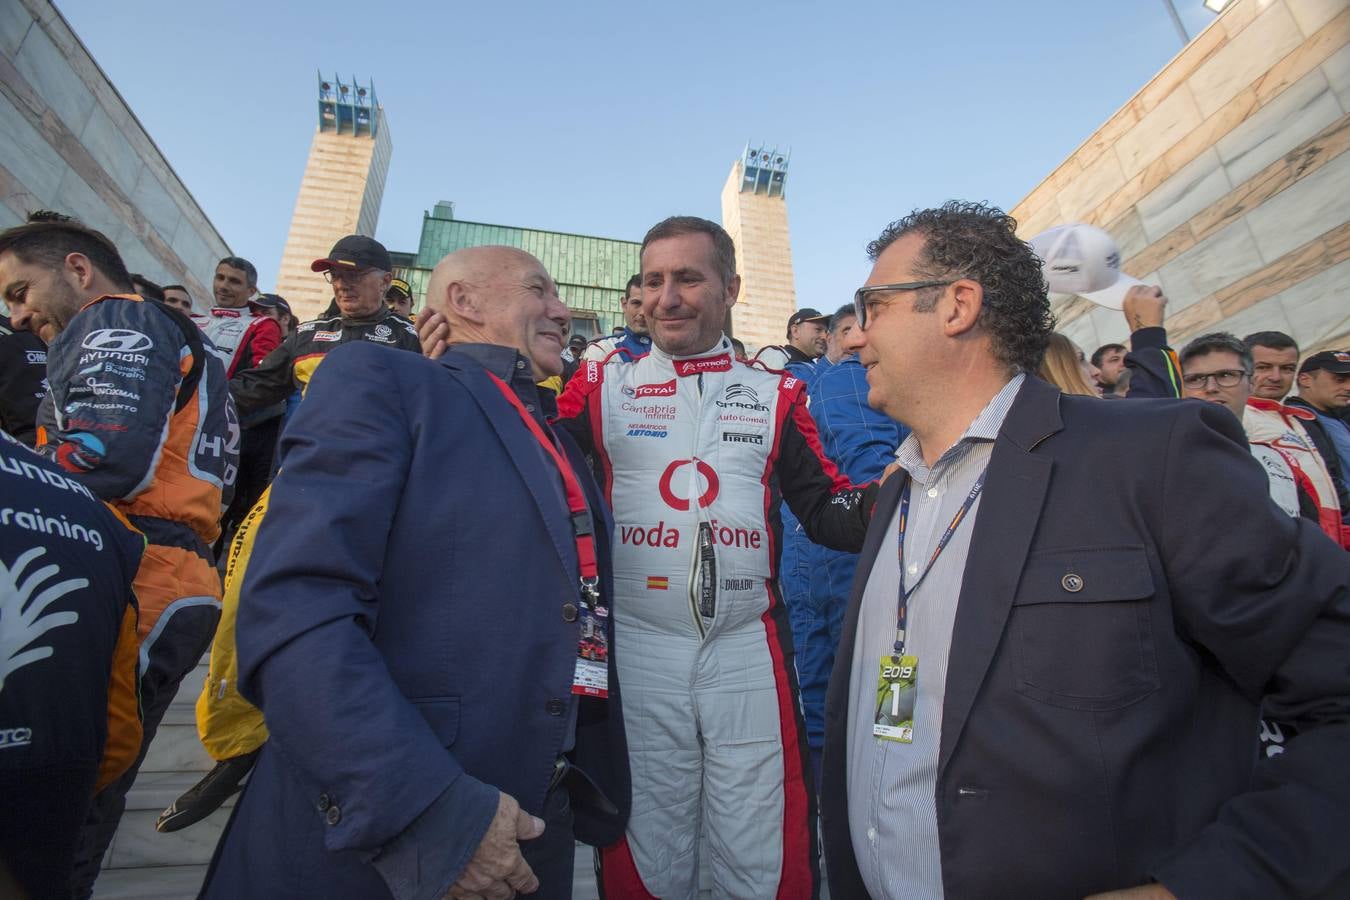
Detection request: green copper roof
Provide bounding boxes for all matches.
[393,207,640,334]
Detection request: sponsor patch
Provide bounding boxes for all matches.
[626,424,668,438]
[674,354,732,376]
[722,431,763,445]
[25,350,46,365]
[622,379,677,398]
[647,576,669,590]
[374,324,392,338]
[312,330,341,342]
[722,577,755,591]
[81,328,153,352]
[620,401,676,421]
[716,384,769,412]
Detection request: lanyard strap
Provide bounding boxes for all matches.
[893,468,987,655]
[486,373,599,584]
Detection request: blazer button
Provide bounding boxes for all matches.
[1061,573,1084,593]
[546,698,566,716]
[562,602,578,622]
[326,805,341,825]
[316,793,331,812]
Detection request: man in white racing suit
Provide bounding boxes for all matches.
[556,217,877,899]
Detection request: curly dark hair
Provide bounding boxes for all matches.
[866,200,1054,374]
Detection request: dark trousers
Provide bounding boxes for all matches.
[521,785,576,900]
[68,608,219,899]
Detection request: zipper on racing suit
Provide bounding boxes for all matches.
[687,373,714,639]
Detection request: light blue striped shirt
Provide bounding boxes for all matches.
[846,374,1024,899]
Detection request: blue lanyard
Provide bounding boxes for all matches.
[893,469,987,656]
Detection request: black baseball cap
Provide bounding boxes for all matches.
[1298,350,1350,375]
[311,235,391,273]
[387,278,412,301]
[786,307,830,338]
[249,292,287,312]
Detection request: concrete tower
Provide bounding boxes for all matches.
[720,145,797,351]
[275,74,393,321]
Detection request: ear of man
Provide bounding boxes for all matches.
[941,279,983,338]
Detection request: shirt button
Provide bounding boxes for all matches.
[562,602,578,622]
[926,487,938,499]
[325,805,341,825]
[546,698,566,716]
[867,827,877,843]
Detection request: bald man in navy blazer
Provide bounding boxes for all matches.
[202,247,628,900]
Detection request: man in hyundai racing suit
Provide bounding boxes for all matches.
[0,217,237,898]
[556,217,877,899]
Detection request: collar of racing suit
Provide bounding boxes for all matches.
[1247,395,1317,422]
[647,334,734,376]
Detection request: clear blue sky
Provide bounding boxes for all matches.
[59,0,1221,311]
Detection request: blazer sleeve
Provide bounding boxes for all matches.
[1148,401,1350,896]
[234,342,499,899]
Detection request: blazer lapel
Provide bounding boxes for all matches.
[937,379,1061,777]
[450,361,579,579]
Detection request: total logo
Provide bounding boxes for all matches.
[81,328,153,353]
[715,384,768,412]
[622,379,677,399]
[658,459,719,511]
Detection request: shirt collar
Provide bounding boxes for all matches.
[451,343,548,417]
[896,373,1025,482]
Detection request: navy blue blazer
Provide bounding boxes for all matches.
[202,342,628,900]
[821,376,1350,899]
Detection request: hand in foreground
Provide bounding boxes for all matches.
[445,792,545,900]
[1122,285,1167,333]
[418,310,451,360]
[1085,884,1177,899]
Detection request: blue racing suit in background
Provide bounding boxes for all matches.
[802,354,904,782]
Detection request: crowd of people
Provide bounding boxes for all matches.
[0,200,1346,900]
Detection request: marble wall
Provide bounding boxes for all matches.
[0,0,229,311]
[1011,0,1350,357]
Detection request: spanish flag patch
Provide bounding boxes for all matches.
[646,576,669,590]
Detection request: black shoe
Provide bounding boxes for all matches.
[155,749,260,833]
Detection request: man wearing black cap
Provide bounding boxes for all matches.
[386,277,414,320]
[161,235,422,835]
[1289,351,1350,521]
[754,307,831,375]
[228,235,420,417]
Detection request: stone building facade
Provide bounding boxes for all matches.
[0,0,230,310]
[1012,0,1349,357]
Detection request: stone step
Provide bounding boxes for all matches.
[103,772,240,871]
[92,863,209,900]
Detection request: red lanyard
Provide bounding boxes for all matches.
[486,373,599,585]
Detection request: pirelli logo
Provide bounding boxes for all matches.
[722,432,764,445]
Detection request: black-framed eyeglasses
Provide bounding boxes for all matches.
[852,281,954,329]
[323,268,374,284]
[1181,369,1249,389]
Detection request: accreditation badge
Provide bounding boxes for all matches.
[873,655,918,743]
[571,601,609,699]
